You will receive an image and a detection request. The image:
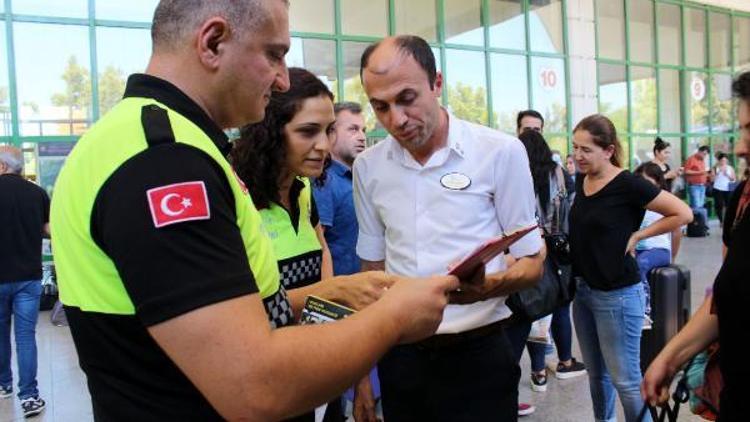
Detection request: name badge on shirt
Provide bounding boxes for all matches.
[440,172,471,191]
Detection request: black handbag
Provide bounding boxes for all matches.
[506,245,573,321]
[506,167,574,321]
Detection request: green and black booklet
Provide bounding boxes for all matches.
[299,295,355,325]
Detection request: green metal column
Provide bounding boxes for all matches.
[88,0,99,122]
[4,0,19,146]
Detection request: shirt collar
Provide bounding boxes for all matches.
[123,74,231,156]
[387,109,466,169]
[329,159,352,177]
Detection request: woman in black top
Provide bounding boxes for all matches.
[642,70,750,422]
[650,137,681,193]
[569,114,691,422]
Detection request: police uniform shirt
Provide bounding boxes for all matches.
[261,177,323,289]
[353,111,543,334]
[50,74,293,421]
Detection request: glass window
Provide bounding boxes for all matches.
[659,69,682,133]
[490,54,528,133]
[598,63,628,135]
[341,0,388,37]
[547,136,568,158]
[657,3,681,65]
[0,23,10,137]
[628,0,653,63]
[287,38,337,90]
[710,73,734,134]
[736,16,750,71]
[630,67,656,134]
[96,27,152,116]
[12,0,88,18]
[531,57,567,133]
[395,0,437,43]
[444,0,483,46]
[341,41,377,131]
[96,0,158,22]
[687,72,709,133]
[529,0,564,54]
[685,8,706,68]
[445,49,488,125]
[290,0,334,34]
[709,12,731,69]
[14,23,91,136]
[632,137,653,168]
[620,136,631,169]
[596,0,625,60]
[488,0,525,51]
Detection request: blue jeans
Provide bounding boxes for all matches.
[0,280,42,400]
[573,279,649,422]
[528,302,574,372]
[636,248,671,316]
[688,184,706,209]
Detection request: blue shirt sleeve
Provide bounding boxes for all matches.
[312,176,335,228]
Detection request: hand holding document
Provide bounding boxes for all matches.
[447,225,537,283]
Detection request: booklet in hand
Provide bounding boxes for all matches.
[448,224,538,282]
[299,295,355,325]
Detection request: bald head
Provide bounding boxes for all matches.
[360,35,437,89]
[0,146,23,175]
[151,0,286,53]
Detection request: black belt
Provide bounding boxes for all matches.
[416,317,513,350]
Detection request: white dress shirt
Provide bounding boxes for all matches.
[353,112,543,334]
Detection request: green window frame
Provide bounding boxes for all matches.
[594,0,749,170]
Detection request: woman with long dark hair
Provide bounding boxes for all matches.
[231,67,346,422]
[517,130,587,392]
[569,114,691,422]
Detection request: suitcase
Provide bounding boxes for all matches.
[640,264,691,372]
[686,209,708,237]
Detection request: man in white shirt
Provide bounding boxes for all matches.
[354,35,545,421]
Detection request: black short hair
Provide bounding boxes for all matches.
[716,152,728,161]
[360,35,437,89]
[333,101,362,116]
[732,71,750,102]
[699,145,710,153]
[516,110,544,130]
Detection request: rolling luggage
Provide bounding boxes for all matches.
[640,264,691,372]
[686,210,708,237]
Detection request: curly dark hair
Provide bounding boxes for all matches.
[518,130,557,210]
[231,67,334,210]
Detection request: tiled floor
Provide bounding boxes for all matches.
[1,225,723,421]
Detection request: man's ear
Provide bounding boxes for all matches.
[433,71,443,98]
[196,17,231,70]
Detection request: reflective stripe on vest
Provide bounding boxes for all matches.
[50,98,281,314]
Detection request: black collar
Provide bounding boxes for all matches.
[123,74,231,156]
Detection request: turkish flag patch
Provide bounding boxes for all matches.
[146,181,211,228]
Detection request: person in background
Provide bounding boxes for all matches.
[517,109,544,135]
[569,114,691,422]
[0,146,49,418]
[516,131,587,395]
[312,101,382,422]
[650,137,681,193]
[712,152,736,225]
[684,146,711,222]
[642,70,750,422]
[633,162,682,329]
